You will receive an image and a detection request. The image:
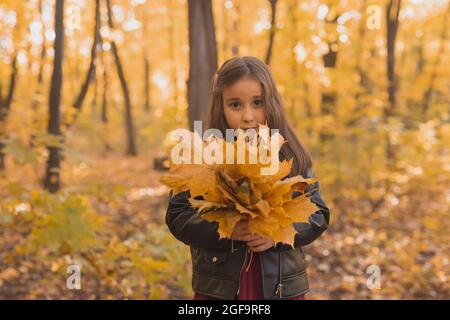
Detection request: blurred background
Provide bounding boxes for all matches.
[0,0,448,299]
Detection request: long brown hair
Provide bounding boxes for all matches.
[205,56,313,177]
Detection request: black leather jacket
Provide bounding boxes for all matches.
[165,168,330,299]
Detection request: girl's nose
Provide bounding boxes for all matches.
[242,105,255,123]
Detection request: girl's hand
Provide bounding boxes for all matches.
[230,220,275,252]
[246,235,275,252]
[230,220,260,242]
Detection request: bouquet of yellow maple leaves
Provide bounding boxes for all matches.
[160,125,319,248]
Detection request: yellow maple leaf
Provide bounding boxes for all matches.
[160,124,320,248]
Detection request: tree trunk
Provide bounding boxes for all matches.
[44,0,64,193]
[101,60,108,124]
[168,0,179,107]
[91,76,98,120]
[348,0,369,128]
[302,81,312,138]
[144,56,151,112]
[0,54,18,171]
[265,0,278,65]
[37,0,46,88]
[29,0,47,149]
[100,48,111,151]
[0,55,18,121]
[99,32,109,124]
[384,0,401,166]
[386,0,401,113]
[141,6,151,113]
[67,0,101,128]
[106,0,137,155]
[319,12,341,145]
[187,0,218,131]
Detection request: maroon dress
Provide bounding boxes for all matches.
[194,251,305,300]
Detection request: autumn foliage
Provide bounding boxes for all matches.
[161,128,319,247]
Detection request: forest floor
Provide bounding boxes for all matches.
[0,153,448,299]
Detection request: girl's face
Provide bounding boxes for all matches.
[222,76,267,131]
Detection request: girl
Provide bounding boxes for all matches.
[165,56,330,300]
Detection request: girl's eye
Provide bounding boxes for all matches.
[229,102,240,109]
[254,100,263,107]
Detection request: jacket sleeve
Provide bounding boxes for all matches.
[165,190,233,250]
[274,168,330,251]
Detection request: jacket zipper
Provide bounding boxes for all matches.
[236,247,248,296]
[275,251,283,298]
